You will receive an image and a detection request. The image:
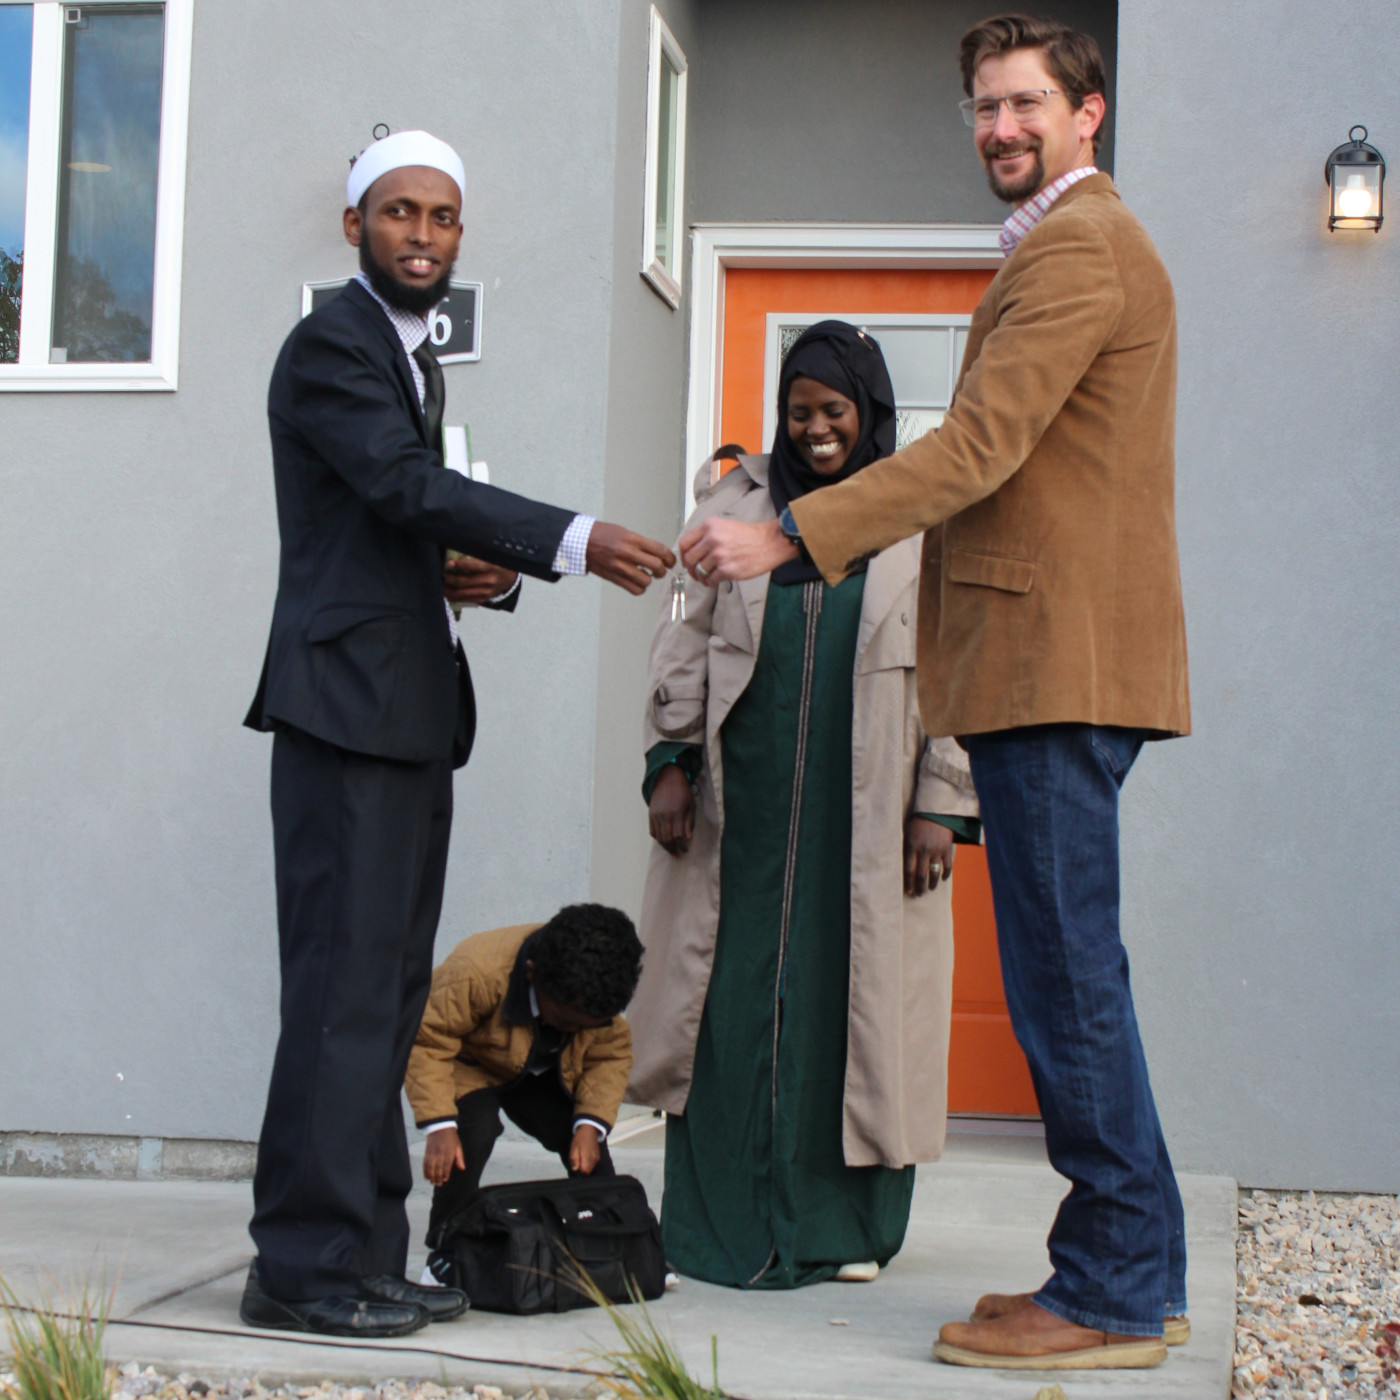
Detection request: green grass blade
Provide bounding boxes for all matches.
[560,1258,724,1400]
[0,1272,113,1400]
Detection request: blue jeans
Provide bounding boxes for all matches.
[963,724,1187,1335]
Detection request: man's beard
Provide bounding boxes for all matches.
[982,137,1045,204]
[359,239,454,314]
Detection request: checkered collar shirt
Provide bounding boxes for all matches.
[998,165,1099,258]
[355,271,430,405]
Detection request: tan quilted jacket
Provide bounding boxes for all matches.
[405,923,633,1128]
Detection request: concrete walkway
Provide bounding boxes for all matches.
[0,1119,1237,1400]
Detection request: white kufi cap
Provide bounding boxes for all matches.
[346,129,466,209]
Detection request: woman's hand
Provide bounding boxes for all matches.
[423,1126,466,1185]
[444,554,518,604]
[904,817,955,897]
[649,765,696,858]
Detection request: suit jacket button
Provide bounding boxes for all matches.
[901,612,909,626]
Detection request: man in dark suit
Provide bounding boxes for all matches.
[241,130,674,1337]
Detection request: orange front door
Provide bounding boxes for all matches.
[717,266,1038,1118]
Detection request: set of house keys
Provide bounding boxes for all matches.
[669,571,687,623]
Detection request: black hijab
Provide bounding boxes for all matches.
[768,320,897,585]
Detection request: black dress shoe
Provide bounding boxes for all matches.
[361,1273,470,1322]
[240,1264,428,1337]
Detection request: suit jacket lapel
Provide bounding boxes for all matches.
[342,280,429,447]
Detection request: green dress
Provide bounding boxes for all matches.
[645,574,915,1289]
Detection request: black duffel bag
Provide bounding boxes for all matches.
[426,1174,666,1314]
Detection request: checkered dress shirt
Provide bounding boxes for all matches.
[998,165,1099,257]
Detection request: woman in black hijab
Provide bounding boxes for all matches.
[631,321,980,1289]
[767,320,897,582]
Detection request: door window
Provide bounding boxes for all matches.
[764,313,973,451]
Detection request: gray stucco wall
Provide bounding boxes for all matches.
[687,0,1116,224]
[0,0,630,1142]
[1116,0,1400,1189]
[589,0,702,914]
[7,0,1394,1195]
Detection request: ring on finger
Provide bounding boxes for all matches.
[695,563,711,579]
[930,863,943,881]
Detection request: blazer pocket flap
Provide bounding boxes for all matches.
[947,549,1035,594]
[650,685,706,740]
[308,604,412,643]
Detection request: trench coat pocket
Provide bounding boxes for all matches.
[857,610,917,674]
[650,685,706,740]
[711,585,756,653]
[947,548,1035,594]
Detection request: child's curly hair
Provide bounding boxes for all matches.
[529,904,643,1019]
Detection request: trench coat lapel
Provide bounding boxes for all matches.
[854,535,921,669]
[733,455,774,651]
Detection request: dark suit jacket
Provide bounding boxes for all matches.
[245,280,576,767]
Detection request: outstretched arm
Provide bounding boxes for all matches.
[279,319,672,588]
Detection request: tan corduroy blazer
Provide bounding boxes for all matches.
[791,174,1190,739]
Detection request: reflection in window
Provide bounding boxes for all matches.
[51,4,164,364]
[0,5,32,364]
[653,49,679,274]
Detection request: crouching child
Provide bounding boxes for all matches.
[406,904,643,1243]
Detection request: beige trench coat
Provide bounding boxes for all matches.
[626,455,979,1169]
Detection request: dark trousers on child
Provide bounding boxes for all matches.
[427,1073,617,1242]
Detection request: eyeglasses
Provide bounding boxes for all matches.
[959,89,1063,128]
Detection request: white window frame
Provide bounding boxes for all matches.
[0,0,193,392]
[640,4,687,309]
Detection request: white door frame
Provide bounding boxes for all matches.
[684,222,1004,509]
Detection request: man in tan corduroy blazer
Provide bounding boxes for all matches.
[680,13,1189,1375]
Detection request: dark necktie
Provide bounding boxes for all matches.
[412,341,445,454]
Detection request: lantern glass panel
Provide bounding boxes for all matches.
[1331,163,1382,227]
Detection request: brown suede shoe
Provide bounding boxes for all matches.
[934,1301,1167,1370]
[971,1291,1190,1346]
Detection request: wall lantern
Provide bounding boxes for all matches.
[1325,125,1384,232]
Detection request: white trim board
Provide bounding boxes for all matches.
[683,222,1002,511]
[640,5,687,308]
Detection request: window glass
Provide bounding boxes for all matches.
[877,326,952,407]
[51,3,164,364]
[0,5,32,364]
[653,50,679,275]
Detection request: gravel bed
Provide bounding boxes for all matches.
[0,1367,598,1400]
[1234,1189,1400,1397]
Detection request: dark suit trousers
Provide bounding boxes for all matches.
[251,724,452,1301]
[425,1076,616,1243]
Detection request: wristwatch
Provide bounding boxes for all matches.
[778,506,802,543]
